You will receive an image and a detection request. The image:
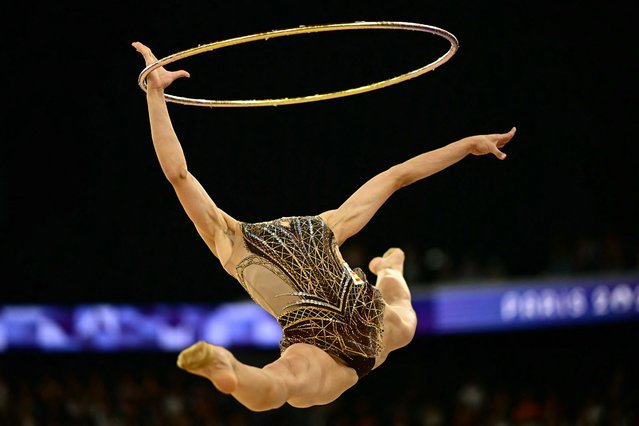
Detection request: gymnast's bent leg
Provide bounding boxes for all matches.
[369,248,417,366]
[177,340,358,411]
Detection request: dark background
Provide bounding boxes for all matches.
[3,0,637,304]
[2,2,638,425]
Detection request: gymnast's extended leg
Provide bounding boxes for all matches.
[177,340,358,411]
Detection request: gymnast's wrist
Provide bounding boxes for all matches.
[147,86,165,94]
[454,138,475,154]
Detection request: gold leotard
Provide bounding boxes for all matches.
[235,216,384,377]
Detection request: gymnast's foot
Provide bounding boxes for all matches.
[368,247,405,275]
[177,340,238,394]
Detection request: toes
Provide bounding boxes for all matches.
[368,257,383,274]
[369,248,405,274]
[383,247,403,258]
[177,341,210,370]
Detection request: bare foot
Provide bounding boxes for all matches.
[368,247,405,275]
[177,341,238,394]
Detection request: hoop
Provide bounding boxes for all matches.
[137,21,459,107]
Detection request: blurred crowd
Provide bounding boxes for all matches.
[1,323,637,426]
[342,228,639,285]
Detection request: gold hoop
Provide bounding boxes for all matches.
[137,21,459,107]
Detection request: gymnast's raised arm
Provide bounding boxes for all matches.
[321,127,517,245]
[132,42,238,268]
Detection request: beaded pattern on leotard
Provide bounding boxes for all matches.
[236,216,384,377]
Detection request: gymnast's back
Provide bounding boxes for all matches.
[229,215,358,317]
[227,215,384,376]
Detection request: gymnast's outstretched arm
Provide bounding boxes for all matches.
[133,42,238,268]
[321,128,517,245]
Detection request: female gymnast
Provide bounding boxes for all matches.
[132,41,516,411]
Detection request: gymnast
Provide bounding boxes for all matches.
[132,41,516,411]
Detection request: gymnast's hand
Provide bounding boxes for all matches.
[464,126,517,160]
[132,42,190,91]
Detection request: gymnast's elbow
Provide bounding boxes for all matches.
[386,165,412,189]
[163,163,189,186]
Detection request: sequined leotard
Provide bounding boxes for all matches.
[235,215,384,377]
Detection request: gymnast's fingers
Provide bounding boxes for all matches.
[132,42,158,65]
[171,70,191,80]
[488,141,508,160]
[493,147,507,160]
[496,127,516,148]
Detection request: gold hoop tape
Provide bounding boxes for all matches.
[138,21,459,107]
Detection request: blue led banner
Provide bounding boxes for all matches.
[0,301,282,352]
[1,274,637,352]
[415,274,639,335]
